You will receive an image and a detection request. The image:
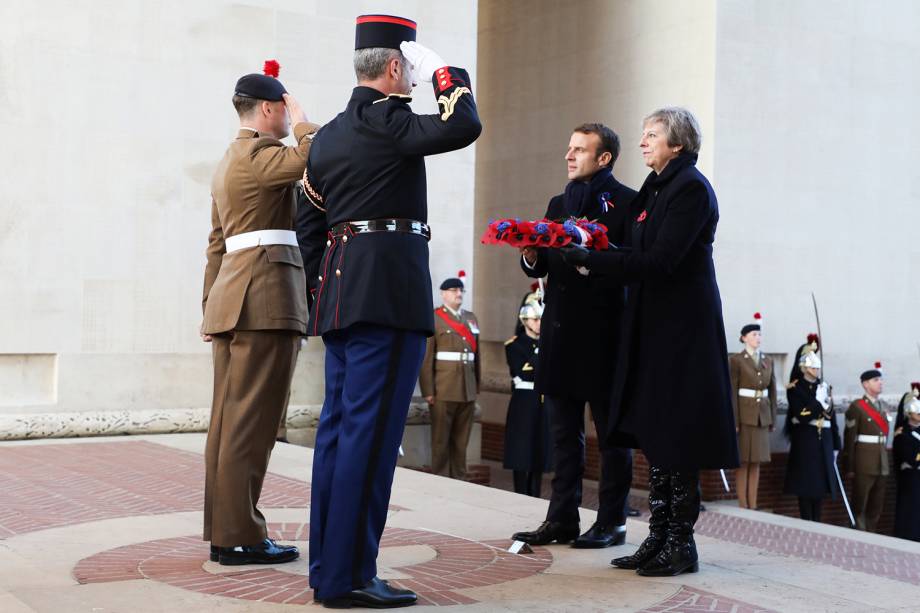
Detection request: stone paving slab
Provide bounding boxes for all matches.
[0,434,917,612]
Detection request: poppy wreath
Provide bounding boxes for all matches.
[481,217,609,250]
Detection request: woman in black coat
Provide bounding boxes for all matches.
[503,301,552,497]
[782,340,840,521]
[561,107,738,577]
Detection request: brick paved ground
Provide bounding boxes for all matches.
[1,437,918,612]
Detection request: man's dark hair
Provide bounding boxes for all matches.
[232,94,260,117]
[573,122,620,167]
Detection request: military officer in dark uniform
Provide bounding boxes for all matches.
[513,123,637,548]
[893,396,920,541]
[296,14,480,609]
[844,363,892,532]
[503,296,552,497]
[782,339,840,522]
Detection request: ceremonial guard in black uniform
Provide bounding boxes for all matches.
[503,296,552,497]
[895,382,920,431]
[514,123,636,549]
[782,338,840,522]
[297,14,480,609]
[893,396,920,541]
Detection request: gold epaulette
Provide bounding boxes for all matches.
[504,336,517,346]
[372,93,413,104]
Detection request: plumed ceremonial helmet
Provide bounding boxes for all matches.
[906,397,920,415]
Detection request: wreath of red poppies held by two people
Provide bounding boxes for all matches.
[480,217,609,250]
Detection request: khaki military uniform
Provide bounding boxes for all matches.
[202,122,318,547]
[418,306,481,478]
[729,350,777,463]
[844,395,893,532]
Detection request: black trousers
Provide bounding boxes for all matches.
[513,471,543,498]
[545,395,632,526]
[798,497,823,522]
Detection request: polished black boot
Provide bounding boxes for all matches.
[612,466,669,569]
[511,520,580,545]
[218,538,299,566]
[637,470,700,576]
[209,545,219,562]
[573,522,626,548]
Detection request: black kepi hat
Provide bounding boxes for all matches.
[234,59,287,101]
[860,361,883,382]
[355,14,417,50]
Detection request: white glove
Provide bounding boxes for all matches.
[400,41,446,83]
[816,382,829,409]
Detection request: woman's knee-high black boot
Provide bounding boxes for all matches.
[637,470,700,576]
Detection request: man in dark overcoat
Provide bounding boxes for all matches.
[295,14,481,608]
[893,397,920,541]
[513,123,637,549]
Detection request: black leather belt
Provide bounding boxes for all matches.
[330,218,431,241]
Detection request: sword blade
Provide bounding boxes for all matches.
[833,457,856,527]
[720,469,730,493]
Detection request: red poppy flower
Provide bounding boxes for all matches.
[637,210,648,223]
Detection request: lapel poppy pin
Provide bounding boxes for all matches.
[636,210,648,223]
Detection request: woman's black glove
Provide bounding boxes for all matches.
[559,244,590,267]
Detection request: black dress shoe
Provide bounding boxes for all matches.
[511,521,580,545]
[322,577,417,609]
[209,545,219,562]
[572,522,626,548]
[218,538,299,566]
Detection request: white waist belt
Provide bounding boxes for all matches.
[225,229,298,253]
[857,434,886,444]
[738,388,770,398]
[807,419,832,428]
[512,376,534,390]
[436,351,475,363]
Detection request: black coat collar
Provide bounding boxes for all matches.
[645,152,698,188]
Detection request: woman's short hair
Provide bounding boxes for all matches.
[643,107,702,154]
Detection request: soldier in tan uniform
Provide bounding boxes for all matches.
[200,61,319,565]
[728,313,776,510]
[419,273,481,478]
[843,363,892,532]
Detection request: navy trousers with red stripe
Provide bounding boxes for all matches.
[308,323,426,599]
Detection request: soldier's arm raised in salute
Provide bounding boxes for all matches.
[385,41,481,156]
[249,94,320,187]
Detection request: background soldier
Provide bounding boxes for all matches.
[893,396,920,541]
[296,14,481,608]
[895,381,920,431]
[419,273,481,479]
[844,363,892,532]
[782,338,840,522]
[729,313,776,510]
[503,295,552,497]
[514,123,637,549]
[201,62,316,565]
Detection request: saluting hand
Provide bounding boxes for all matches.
[283,93,308,126]
[400,41,447,83]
